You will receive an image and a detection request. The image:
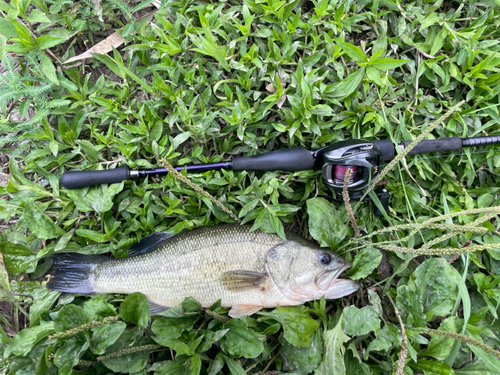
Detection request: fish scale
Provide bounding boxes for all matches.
[93,225,286,309]
[46,224,359,317]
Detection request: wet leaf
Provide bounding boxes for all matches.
[29,289,60,327]
[396,284,426,328]
[151,316,197,340]
[421,317,461,360]
[347,247,382,280]
[53,304,91,332]
[307,197,349,248]
[280,329,323,374]
[364,323,400,360]
[0,241,37,275]
[316,314,349,375]
[53,338,89,375]
[342,306,380,336]
[24,198,64,239]
[259,306,320,347]
[220,319,265,358]
[100,330,153,373]
[223,355,246,375]
[90,321,127,354]
[83,299,117,320]
[6,321,54,356]
[415,258,458,319]
[119,292,150,328]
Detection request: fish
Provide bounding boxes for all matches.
[46,224,359,317]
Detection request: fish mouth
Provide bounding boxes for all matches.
[315,261,353,291]
[323,278,360,299]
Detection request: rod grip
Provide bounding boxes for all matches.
[232,147,315,171]
[400,137,462,156]
[61,166,130,189]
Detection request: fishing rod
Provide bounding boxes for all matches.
[62,135,500,214]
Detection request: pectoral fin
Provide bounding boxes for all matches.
[229,304,263,318]
[221,270,269,291]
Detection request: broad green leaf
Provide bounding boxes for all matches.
[172,132,191,148]
[75,228,108,242]
[119,292,151,328]
[456,362,497,375]
[316,314,349,375]
[6,321,54,356]
[342,306,380,336]
[101,330,152,373]
[29,289,60,327]
[415,258,458,319]
[24,198,64,239]
[259,306,320,347]
[280,329,323,374]
[420,12,441,30]
[370,57,409,70]
[421,317,461,360]
[366,66,383,86]
[190,354,201,375]
[151,316,197,340]
[467,343,500,374]
[338,42,368,64]
[27,9,51,23]
[347,247,382,280]
[223,355,246,375]
[220,319,265,358]
[0,251,10,291]
[346,341,372,374]
[333,68,366,99]
[0,18,19,38]
[149,359,188,375]
[364,323,400,360]
[307,197,349,248]
[40,53,59,85]
[86,182,124,214]
[412,359,454,375]
[0,241,37,275]
[53,304,91,332]
[83,299,117,320]
[66,188,93,212]
[90,321,127,354]
[36,35,66,49]
[396,284,426,328]
[54,338,89,375]
[484,234,500,260]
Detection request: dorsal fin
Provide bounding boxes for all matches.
[127,232,176,256]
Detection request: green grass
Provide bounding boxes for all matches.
[1,0,500,374]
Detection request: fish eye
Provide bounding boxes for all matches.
[319,253,332,265]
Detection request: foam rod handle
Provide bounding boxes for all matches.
[62,166,131,189]
[231,147,315,172]
[401,137,463,156]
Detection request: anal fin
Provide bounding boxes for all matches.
[221,270,269,291]
[148,300,170,315]
[229,305,263,318]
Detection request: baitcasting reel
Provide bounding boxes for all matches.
[313,138,395,215]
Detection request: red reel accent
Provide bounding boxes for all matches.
[333,165,357,183]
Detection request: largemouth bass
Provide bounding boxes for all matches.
[46,224,359,317]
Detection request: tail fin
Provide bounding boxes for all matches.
[46,253,108,294]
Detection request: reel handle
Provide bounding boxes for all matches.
[232,147,315,171]
[61,166,131,189]
[399,137,462,156]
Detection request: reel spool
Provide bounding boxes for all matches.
[316,139,388,193]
